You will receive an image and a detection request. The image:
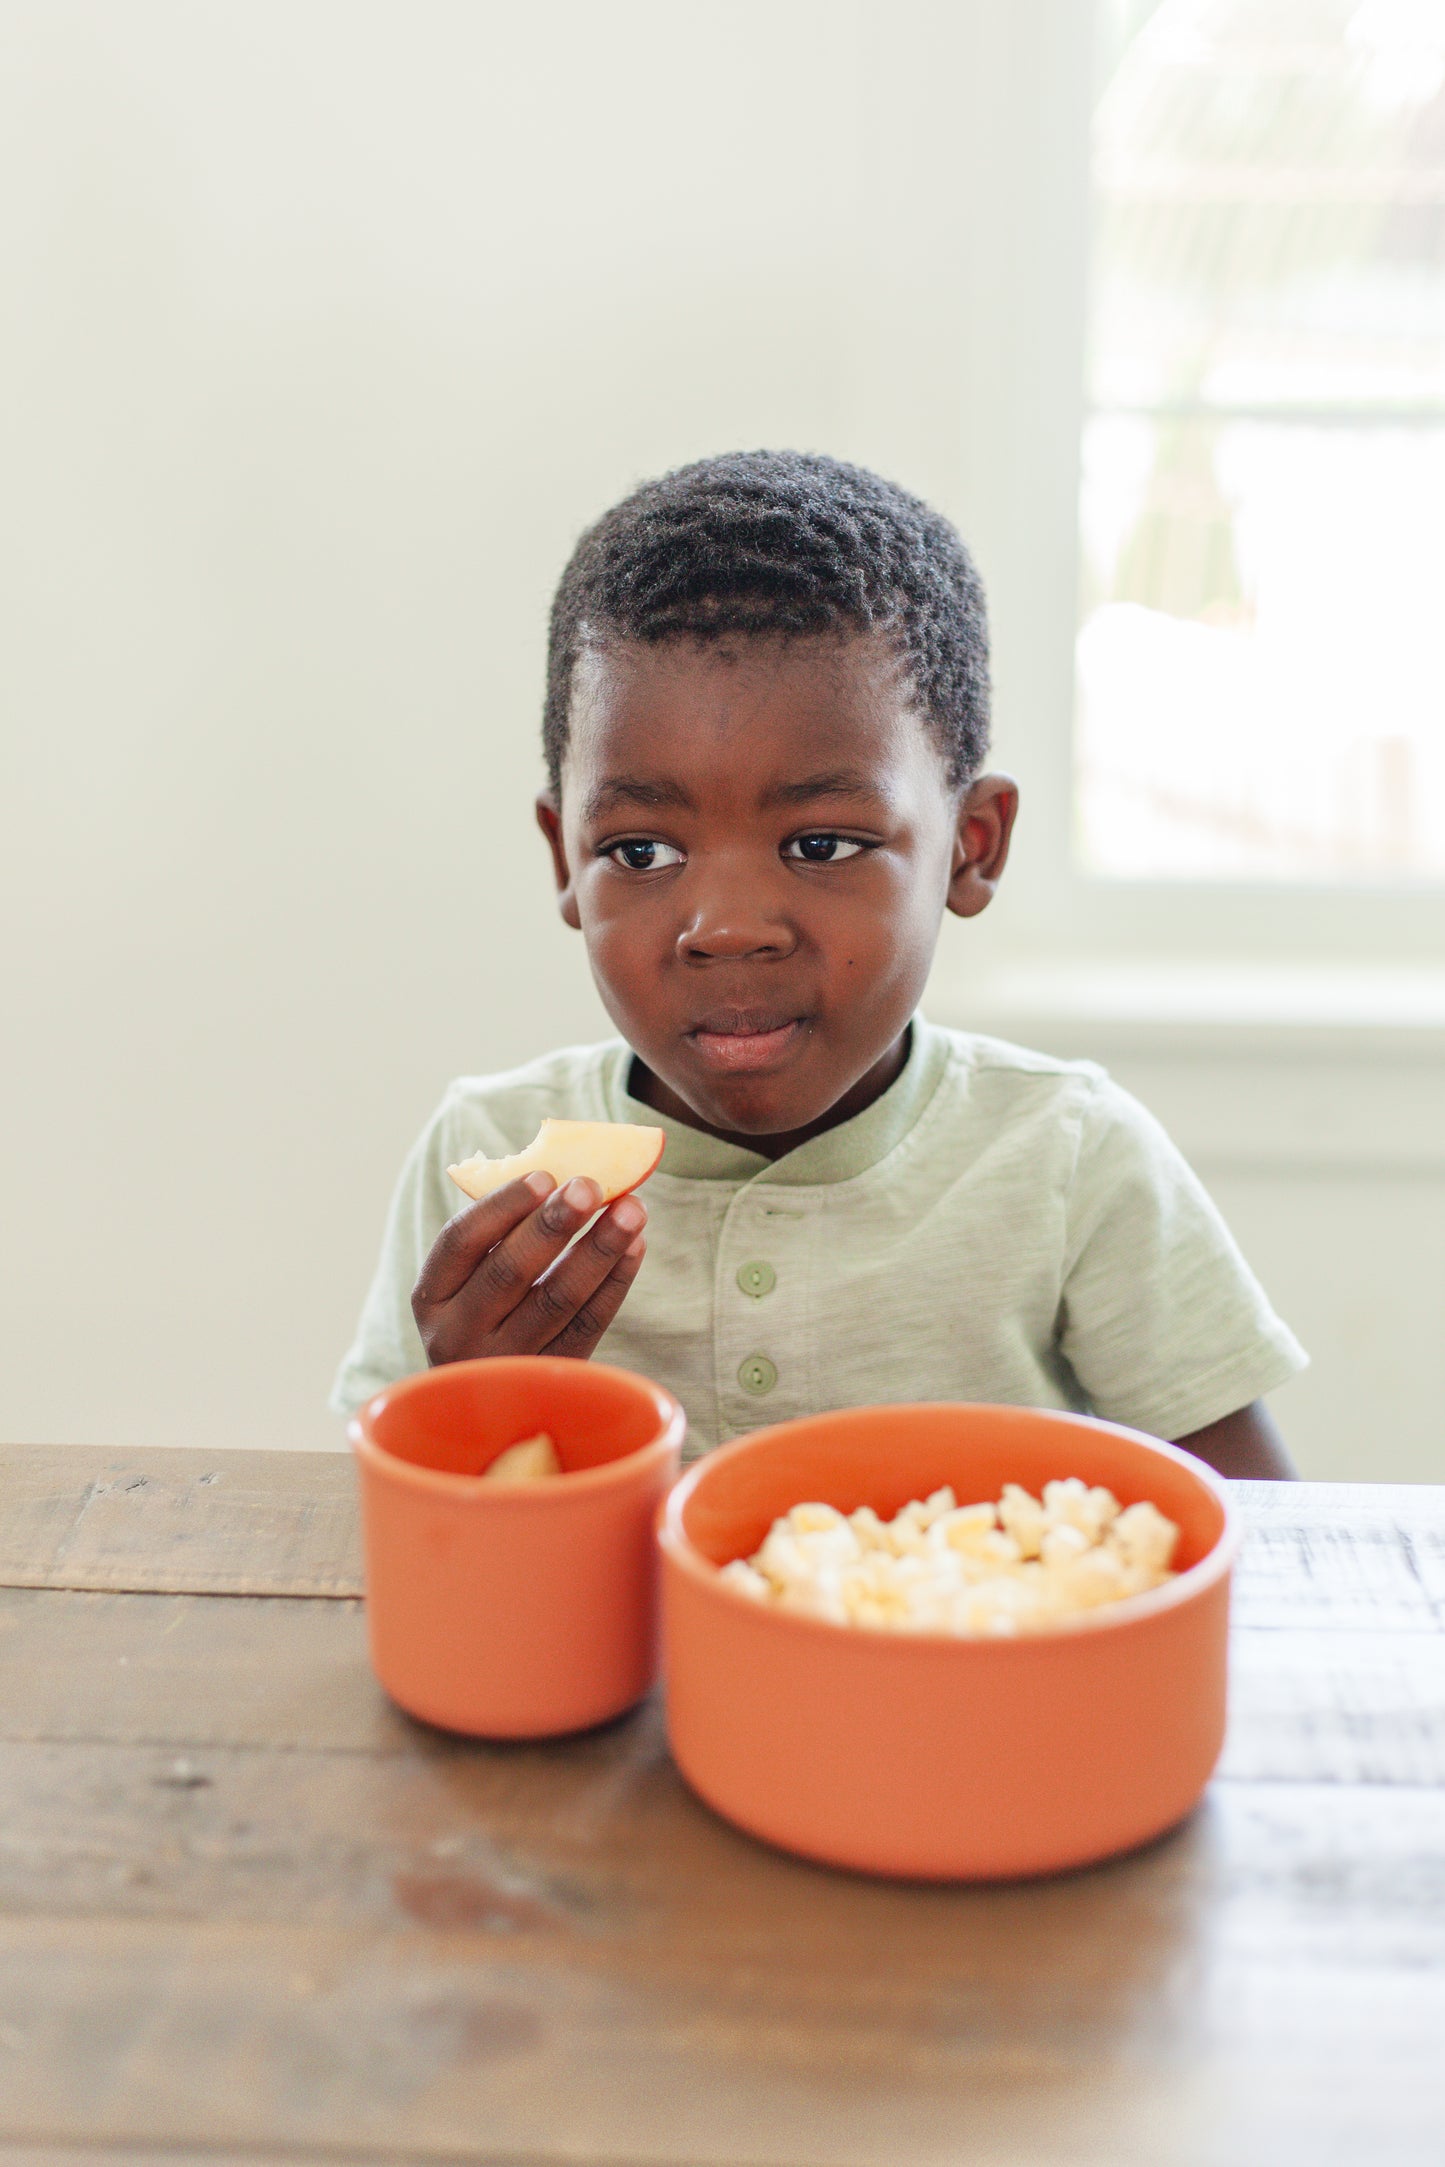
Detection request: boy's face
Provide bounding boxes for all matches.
[537,633,1016,1153]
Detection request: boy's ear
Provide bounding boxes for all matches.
[946,773,1019,919]
[535,791,582,930]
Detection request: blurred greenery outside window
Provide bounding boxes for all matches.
[1077,0,1445,885]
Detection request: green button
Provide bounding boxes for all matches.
[736,1260,776,1299]
[738,1354,778,1396]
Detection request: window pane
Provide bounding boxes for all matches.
[1077,0,1445,883]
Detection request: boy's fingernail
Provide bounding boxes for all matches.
[622,1233,646,1259]
[523,1172,555,1201]
[610,1196,646,1236]
[563,1176,601,1212]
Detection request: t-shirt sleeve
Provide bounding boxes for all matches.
[328,1091,472,1421]
[1057,1075,1308,1440]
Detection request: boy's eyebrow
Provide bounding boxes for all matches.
[760,770,882,808]
[583,776,696,819]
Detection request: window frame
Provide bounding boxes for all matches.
[952,0,1445,974]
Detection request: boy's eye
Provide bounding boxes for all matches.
[783,834,866,864]
[605,838,685,872]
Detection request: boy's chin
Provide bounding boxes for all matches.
[626,1012,912,1148]
[691,1083,813,1140]
[647,1048,855,1147]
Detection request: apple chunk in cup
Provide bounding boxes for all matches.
[351,1355,685,1737]
[412,1121,664,1372]
[480,1432,562,1483]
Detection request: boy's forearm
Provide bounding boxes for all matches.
[1173,1400,1298,1481]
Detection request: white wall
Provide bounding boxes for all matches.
[1,0,1069,1451]
[3,1,1437,1479]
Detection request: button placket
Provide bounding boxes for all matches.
[716,1191,811,1431]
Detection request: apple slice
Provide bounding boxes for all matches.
[480,1433,561,1484]
[446,1117,664,1206]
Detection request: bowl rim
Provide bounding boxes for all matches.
[349,1354,687,1501]
[658,1402,1241,1647]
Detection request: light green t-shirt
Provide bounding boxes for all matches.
[331,1018,1306,1459]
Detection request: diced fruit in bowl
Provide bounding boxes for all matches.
[719,1480,1181,1634]
[448,1119,664,1204]
[658,1403,1240,1880]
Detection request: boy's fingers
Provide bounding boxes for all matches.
[541,1237,646,1359]
[412,1173,555,1310]
[466,1176,605,1314]
[426,1170,615,1352]
[509,1195,648,1346]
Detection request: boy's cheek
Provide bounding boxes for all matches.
[570,866,618,935]
[575,913,660,1013]
[575,883,638,949]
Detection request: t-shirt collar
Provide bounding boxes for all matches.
[604,1016,950,1186]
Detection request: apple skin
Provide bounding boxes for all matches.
[447,1118,665,1207]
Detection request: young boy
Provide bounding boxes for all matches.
[332,451,1305,1478]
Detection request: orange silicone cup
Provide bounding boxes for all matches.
[351,1356,685,1738]
[659,1403,1239,1880]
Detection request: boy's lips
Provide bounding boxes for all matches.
[686,1012,807,1072]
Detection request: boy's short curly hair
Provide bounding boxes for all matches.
[543,450,990,795]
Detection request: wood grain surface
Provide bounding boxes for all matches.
[0,1447,1440,2167]
[0,1444,361,1597]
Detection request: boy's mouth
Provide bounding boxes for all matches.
[686,1011,806,1073]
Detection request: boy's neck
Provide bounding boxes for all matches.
[627,1026,912,1163]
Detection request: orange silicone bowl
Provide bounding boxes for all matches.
[351,1357,684,1738]
[659,1403,1239,1880]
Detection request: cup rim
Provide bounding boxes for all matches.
[657,1402,1241,1649]
[349,1354,687,1501]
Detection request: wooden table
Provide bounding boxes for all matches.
[0,1447,1441,2167]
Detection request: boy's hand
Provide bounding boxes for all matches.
[412,1171,647,1368]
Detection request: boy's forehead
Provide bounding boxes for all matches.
[564,633,933,789]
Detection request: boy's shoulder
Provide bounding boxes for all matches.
[934,1024,1106,1086]
[928,1022,1115,1112]
[923,1021,1160,1160]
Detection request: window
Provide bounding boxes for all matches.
[1077,0,1445,885]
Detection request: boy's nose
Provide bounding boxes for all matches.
[677,913,796,962]
[676,875,797,962]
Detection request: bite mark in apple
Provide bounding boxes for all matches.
[447,1118,665,1206]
